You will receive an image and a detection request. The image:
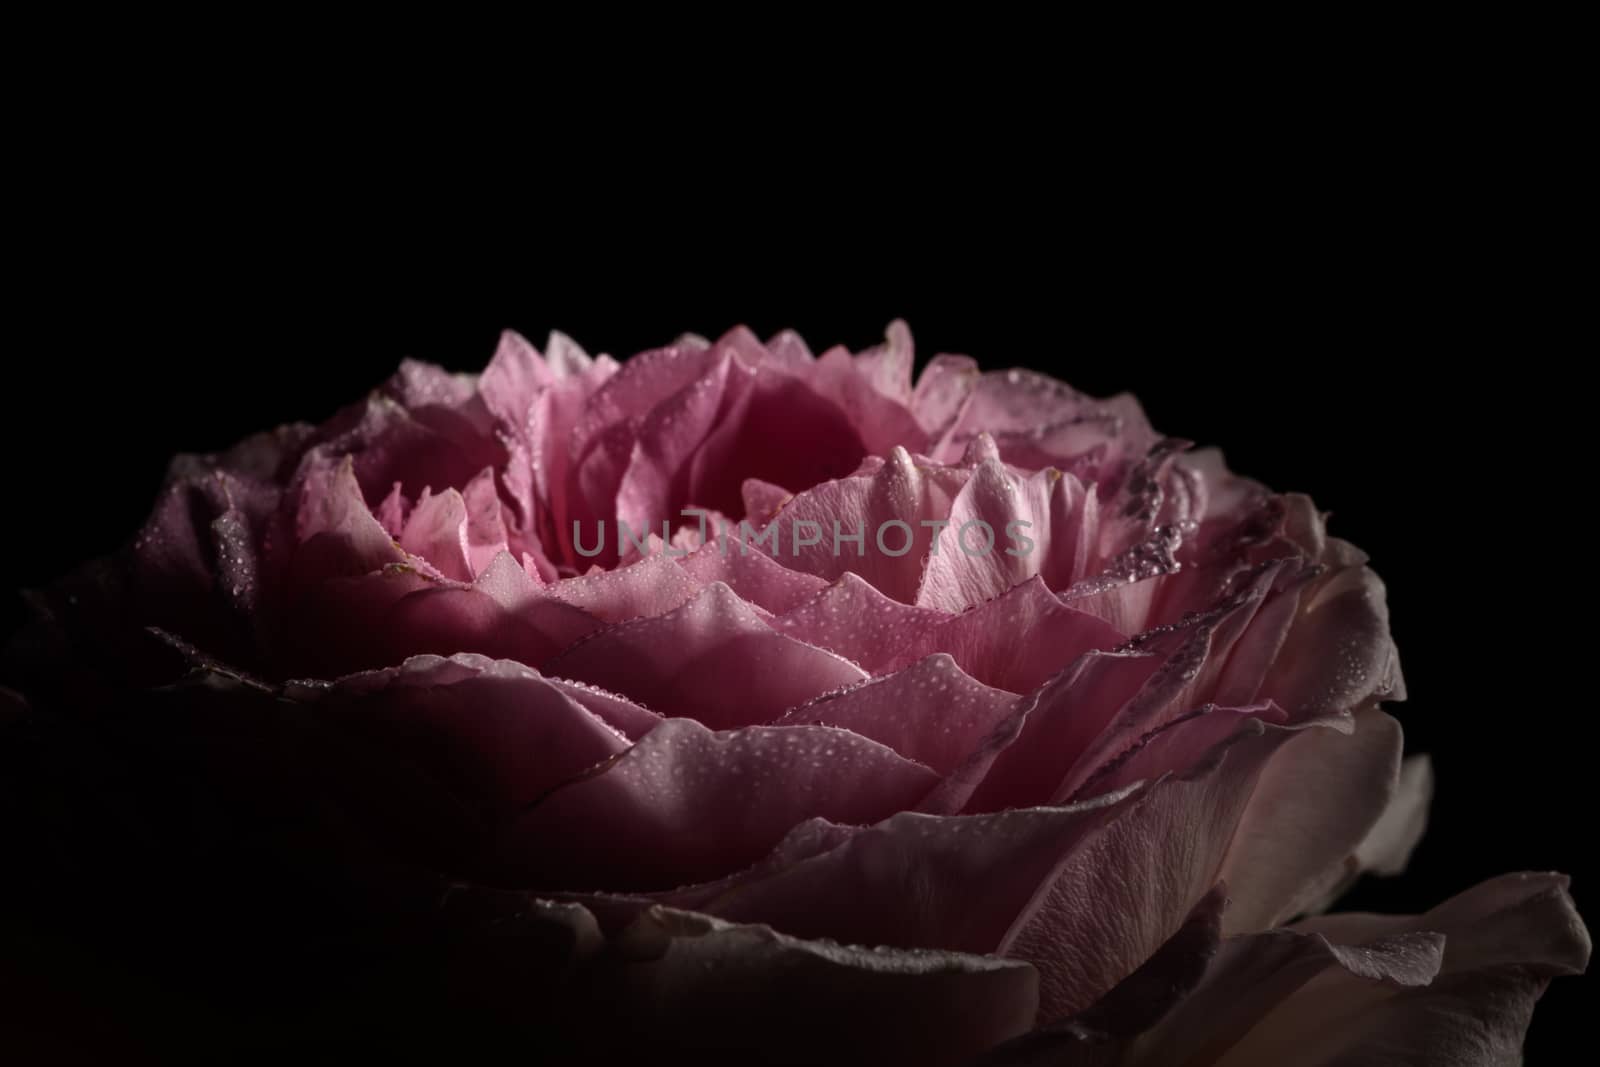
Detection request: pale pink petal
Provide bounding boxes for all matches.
[912,353,979,439]
[478,329,552,430]
[614,353,739,530]
[770,572,947,673]
[546,553,703,623]
[459,468,512,577]
[759,446,968,603]
[541,582,868,728]
[399,487,474,581]
[851,318,915,404]
[373,481,407,538]
[541,677,662,741]
[925,650,1158,815]
[678,540,829,616]
[774,654,1017,774]
[886,577,1124,692]
[740,476,793,525]
[293,457,405,582]
[914,457,1040,611]
[943,369,1156,483]
[816,355,929,457]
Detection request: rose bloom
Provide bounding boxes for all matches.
[4,322,1587,1064]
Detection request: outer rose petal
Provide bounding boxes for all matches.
[1353,753,1434,876]
[609,905,1037,1067]
[494,717,939,891]
[1219,706,1408,933]
[1209,873,1591,1066]
[1000,715,1342,1021]
[280,555,602,676]
[283,653,633,817]
[981,886,1447,1067]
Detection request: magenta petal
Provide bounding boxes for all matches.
[774,654,1017,774]
[887,577,1124,692]
[495,717,939,890]
[771,572,948,673]
[612,905,1037,1067]
[541,582,868,728]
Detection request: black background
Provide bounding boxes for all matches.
[6,156,1590,1058]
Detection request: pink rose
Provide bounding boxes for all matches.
[7,322,1586,1064]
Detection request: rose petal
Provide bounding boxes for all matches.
[542,582,866,728]
[495,717,939,890]
[759,446,968,603]
[609,905,1037,1067]
[999,716,1341,1020]
[886,577,1124,692]
[678,539,828,616]
[774,654,1017,774]
[913,353,979,439]
[1219,706,1406,933]
[1210,873,1590,1066]
[286,653,631,817]
[546,552,703,623]
[771,572,948,673]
